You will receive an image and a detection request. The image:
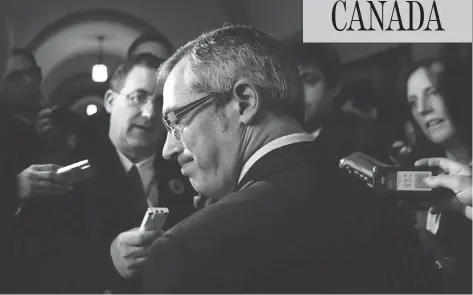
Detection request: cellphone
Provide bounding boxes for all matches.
[139,207,169,231]
[56,159,94,183]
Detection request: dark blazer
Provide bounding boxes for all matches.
[315,111,392,166]
[0,104,23,293]
[143,141,437,293]
[12,134,196,294]
[79,136,196,293]
[435,212,472,293]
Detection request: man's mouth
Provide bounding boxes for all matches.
[178,158,194,176]
[134,124,154,132]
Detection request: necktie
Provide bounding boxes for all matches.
[128,165,147,220]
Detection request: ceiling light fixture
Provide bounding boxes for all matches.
[92,35,107,83]
[86,104,98,116]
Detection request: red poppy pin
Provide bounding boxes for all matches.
[169,179,185,195]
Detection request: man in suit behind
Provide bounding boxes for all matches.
[142,25,437,293]
[79,58,196,293]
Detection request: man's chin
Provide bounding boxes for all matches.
[189,178,208,198]
[189,177,198,191]
[125,141,158,156]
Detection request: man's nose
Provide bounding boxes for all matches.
[141,100,157,120]
[162,133,183,161]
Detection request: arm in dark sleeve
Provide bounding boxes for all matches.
[0,161,20,218]
[0,107,21,218]
[143,233,202,293]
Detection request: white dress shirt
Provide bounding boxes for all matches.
[116,149,158,206]
[237,133,314,185]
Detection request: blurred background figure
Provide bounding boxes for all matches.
[283,31,343,133]
[0,48,45,172]
[283,33,394,164]
[0,5,22,293]
[0,47,81,169]
[127,33,174,64]
[282,32,349,163]
[0,47,43,120]
[337,79,393,162]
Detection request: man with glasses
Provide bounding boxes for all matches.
[80,58,196,293]
[142,25,436,293]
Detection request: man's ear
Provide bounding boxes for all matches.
[104,90,115,114]
[233,79,261,125]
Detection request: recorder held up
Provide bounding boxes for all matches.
[339,152,447,202]
[139,207,169,232]
[56,159,94,184]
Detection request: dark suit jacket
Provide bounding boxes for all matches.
[316,111,392,166]
[12,135,196,294]
[0,104,23,293]
[143,141,437,293]
[435,212,472,293]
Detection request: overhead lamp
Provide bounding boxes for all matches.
[92,35,108,83]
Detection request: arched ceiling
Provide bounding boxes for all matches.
[5,0,239,102]
[29,12,154,100]
[4,0,304,105]
[35,20,143,79]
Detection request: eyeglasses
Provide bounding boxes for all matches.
[112,89,159,108]
[162,92,218,140]
[5,68,42,84]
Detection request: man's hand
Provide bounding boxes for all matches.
[110,227,163,278]
[17,164,73,200]
[415,158,472,216]
[35,108,55,138]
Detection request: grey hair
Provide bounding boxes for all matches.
[157,25,304,120]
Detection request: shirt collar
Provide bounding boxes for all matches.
[237,132,314,184]
[116,149,156,190]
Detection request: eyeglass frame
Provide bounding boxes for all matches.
[162,92,219,139]
[110,89,161,108]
